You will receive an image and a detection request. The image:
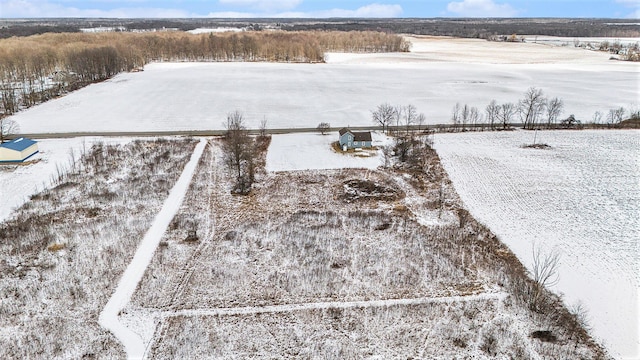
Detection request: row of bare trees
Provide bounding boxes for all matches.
[0,30,407,117]
[449,88,565,131]
[517,87,565,130]
[371,103,427,134]
[452,87,637,131]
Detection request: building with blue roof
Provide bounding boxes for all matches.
[0,138,39,163]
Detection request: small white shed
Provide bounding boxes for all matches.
[0,138,39,163]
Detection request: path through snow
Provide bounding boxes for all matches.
[99,138,207,360]
[160,292,508,318]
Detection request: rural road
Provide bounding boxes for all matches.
[16,123,517,139]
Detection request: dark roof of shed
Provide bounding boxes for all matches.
[0,138,37,151]
[353,132,372,142]
[339,128,372,142]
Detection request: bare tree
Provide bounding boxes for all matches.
[0,117,19,143]
[316,122,330,135]
[545,97,564,129]
[468,106,482,130]
[607,107,625,126]
[531,245,561,310]
[451,103,461,131]
[499,102,516,130]
[461,104,470,131]
[393,105,403,134]
[416,112,426,132]
[592,111,602,124]
[485,100,500,130]
[259,116,268,138]
[222,110,255,194]
[371,103,396,134]
[519,87,547,130]
[403,104,418,134]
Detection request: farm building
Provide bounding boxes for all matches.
[0,138,39,163]
[339,128,372,150]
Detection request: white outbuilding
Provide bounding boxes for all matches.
[0,138,39,163]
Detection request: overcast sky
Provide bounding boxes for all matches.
[0,0,638,19]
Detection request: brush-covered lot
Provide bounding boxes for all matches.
[0,136,609,358]
[0,138,198,359]
[126,139,604,359]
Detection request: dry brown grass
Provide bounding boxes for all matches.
[132,138,608,359]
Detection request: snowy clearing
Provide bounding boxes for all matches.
[9,36,637,134]
[434,129,639,359]
[99,138,206,360]
[0,137,130,223]
[265,132,386,172]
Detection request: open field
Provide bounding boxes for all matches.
[434,129,639,359]
[9,36,638,134]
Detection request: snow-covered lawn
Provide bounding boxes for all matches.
[0,137,130,223]
[9,37,637,134]
[266,132,386,172]
[434,129,639,359]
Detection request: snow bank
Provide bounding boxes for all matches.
[434,129,640,359]
[266,132,385,172]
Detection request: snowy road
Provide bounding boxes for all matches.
[99,138,207,360]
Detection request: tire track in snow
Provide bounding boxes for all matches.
[99,138,207,360]
[159,291,508,318]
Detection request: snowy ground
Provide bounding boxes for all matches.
[129,140,603,359]
[99,139,206,359]
[0,137,130,223]
[521,35,640,47]
[265,132,387,172]
[434,129,640,359]
[9,36,638,134]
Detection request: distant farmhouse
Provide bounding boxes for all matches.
[338,128,372,151]
[0,138,39,163]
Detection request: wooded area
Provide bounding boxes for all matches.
[0,30,409,116]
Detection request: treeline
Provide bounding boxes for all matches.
[5,18,637,39]
[285,18,640,39]
[0,30,408,115]
[448,87,639,132]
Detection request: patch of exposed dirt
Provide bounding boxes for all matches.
[341,179,404,202]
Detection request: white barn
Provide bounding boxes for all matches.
[0,138,39,163]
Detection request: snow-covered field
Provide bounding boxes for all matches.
[434,129,639,359]
[522,35,640,47]
[9,36,638,134]
[266,132,386,172]
[0,137,131,222]
[2,35,637,358]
